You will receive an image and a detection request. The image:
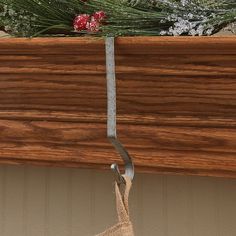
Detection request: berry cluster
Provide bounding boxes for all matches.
[73,11,106,33]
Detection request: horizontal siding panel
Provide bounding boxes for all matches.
[0,166,236,235]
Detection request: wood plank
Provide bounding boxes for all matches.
[115,37,236,55]
[0,37,236,178]
[0,37,105,55]
[0,37,235,54]
[116,39,236,178]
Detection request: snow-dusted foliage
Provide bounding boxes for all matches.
[0,4,35,36]
[130,0,235,36]
[156,0,235,36]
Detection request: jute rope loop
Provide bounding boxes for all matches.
[96,176,134,236]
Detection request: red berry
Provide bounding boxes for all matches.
[73,14,90,31]
[87,18,100,32]
[93,11,106,22]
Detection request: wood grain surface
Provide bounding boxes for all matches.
[0,37,236,178]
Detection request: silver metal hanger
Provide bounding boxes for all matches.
[106,37,135,185]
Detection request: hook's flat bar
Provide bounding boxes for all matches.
[106,37,117,139]
[106,37,134,183]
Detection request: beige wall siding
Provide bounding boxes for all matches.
[0,165,236,236]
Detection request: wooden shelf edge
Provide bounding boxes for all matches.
[0,36,236,178]
[1,158,236,179]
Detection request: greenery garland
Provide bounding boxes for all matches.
[0,0,235,37]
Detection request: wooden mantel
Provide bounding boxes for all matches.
[0,37,236,178]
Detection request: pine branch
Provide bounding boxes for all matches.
[1,0,235,37]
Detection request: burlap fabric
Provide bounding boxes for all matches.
[96,176,134,236]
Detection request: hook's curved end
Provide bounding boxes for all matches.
[111,163,124,184]
[111,162,134,185]
[110,138,135,185]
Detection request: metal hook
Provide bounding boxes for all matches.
[106,37,134,185]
